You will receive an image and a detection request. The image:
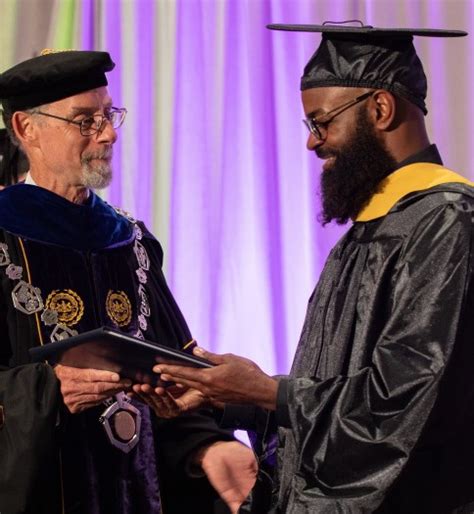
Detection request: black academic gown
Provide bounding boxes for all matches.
[234,154,474,514]
[0,184,233,514]
[274,178,474,513]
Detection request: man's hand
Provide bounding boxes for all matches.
[54,364,132,413]
[130,382,209,418]
[155,348,279,410]
[197,441,257,514]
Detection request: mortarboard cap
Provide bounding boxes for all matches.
[267,22,468,114]
[0,49,115,112]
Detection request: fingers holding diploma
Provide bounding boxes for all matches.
[154,347,279,411]
[131,382,208,418]
[54,364,132,414]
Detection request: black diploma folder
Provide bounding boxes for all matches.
[29,326,213,386]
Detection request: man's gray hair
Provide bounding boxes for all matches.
[1,105,46,148]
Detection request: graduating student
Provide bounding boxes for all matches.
[149,23,474,514]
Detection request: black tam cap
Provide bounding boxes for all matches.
[0,49,115,112]
[267,22,468,114]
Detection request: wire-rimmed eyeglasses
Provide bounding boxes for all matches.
[303,91,375,141]
[33,107,127,136]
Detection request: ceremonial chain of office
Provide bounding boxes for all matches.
[0,209,151,343]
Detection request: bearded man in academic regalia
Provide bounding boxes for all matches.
[151,24,474,514]
[0,50,257,514]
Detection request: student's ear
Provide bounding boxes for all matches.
[368,90,397,131]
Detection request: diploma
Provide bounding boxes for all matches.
[29,326,212,386]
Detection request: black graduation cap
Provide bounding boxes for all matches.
[0,49,115,112]
[267,21,468,114]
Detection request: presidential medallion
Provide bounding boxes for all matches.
[106,290,132,327]
[99,392,141,453]
[45,289,84,326]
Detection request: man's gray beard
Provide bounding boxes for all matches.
[80,159,113,189]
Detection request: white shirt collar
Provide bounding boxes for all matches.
[24,172,37,186]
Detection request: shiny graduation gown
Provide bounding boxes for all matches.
[0,184,232,514]
[272,164,474,514]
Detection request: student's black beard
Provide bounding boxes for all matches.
[319,108,398,225]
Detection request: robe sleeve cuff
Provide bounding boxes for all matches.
[275,377,291,428]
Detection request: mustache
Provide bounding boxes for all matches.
[315,147,336,160]
[81,149,113,162]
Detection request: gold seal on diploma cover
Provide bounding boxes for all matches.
[106,290,132,327]
[45,289,84,326]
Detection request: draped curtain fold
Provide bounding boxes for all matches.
[1,0,472,375]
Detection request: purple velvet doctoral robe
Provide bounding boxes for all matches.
[0,184,233,514]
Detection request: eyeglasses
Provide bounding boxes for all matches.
[33,107,127,136]
[302,91,374,141]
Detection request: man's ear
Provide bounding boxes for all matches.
[369,90,397,131]
[11,111,41,148]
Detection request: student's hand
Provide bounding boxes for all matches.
[54,364,132,413]
[130,382,210,418]
[155,348,279,410]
